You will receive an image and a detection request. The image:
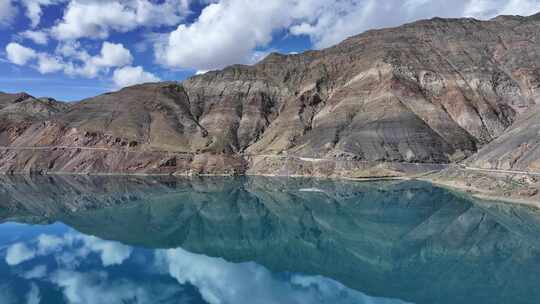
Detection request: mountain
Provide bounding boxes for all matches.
[183,14,539,162]
[1,13,540,178]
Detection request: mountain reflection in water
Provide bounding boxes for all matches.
[1,175,540,304]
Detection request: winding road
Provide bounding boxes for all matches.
[463,166,540,177]
[1,146,540,176]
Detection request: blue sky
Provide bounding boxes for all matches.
[0,0,539,101]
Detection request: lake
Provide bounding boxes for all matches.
[0,175,540,304]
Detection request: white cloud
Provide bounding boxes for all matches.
[156,247,411,304]
[289,0,381,49]
[5,42,65,75]
[155,0,293,70]
[5,242,36,265]
[3,231,410,304]
[463,0,540,18]
[20,30,49,45]
[37,234,64,253]
[51,0,191,41]
[326,0,539,48]
[156,0,540,71]
[5,233,132,269]
[22,265,48,279]
[5,41,133,78]
[25,283,41,304]
[80,235,132,266]
[135,0,191,26]
[91,42,133,68]
[112,66,160,88]
[3,233,180,304]
[293,0,540,49]
[38,233,133,267]
[22,0,66,28]
[36,54,64,73]
[5,42,37,65]
[49,269,182,304]
[0,0,17,27]
[5,0,540,84]
[500,0,540,15]
[51,1,136,40]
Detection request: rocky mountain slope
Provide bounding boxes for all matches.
[1,13,540,175]
[0,92,67,145]
[467,102,540,171]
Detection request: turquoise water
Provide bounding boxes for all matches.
[1,175,540,304]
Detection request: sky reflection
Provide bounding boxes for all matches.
[0,223,410,304]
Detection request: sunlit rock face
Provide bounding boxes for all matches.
[1,175,540,303]
[1,14,540,174]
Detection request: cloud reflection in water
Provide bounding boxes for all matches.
[2,231,409,304]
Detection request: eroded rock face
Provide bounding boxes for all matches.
[467,103,540,171]
[185,14,540,167]
[2,14,540,175]
[0,85,249,175]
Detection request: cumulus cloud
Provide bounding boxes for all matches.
[4,0,540,89]
[37,234,65,253]
[155,247,410,304]
[464,0,540,18]
[156,0,540,71]
[79,235,132,266]
[501,0,540,15]
[91,42,133,68]
[112,66,160,88]
[155,0,293,70]
[20,30,49,45]
[5,233,133,269]
[290,0,540,49]
[49,269,182,304]
[5,242,36,265]
[21,0,66,28]
[5,42,37,65]
[51,0,191,40]
[39,233,133,267]
[3,230,410,304]
[292,0,540,48]
[5,41,133,78]
[0,0,17,27]
[3,232,180,304]
[36,54,64,73]
[21,265,48,279]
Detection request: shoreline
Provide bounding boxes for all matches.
[418,178,540,209]
[3,168,540,207]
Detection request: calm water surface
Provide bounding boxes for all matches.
[1,175,540,304]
